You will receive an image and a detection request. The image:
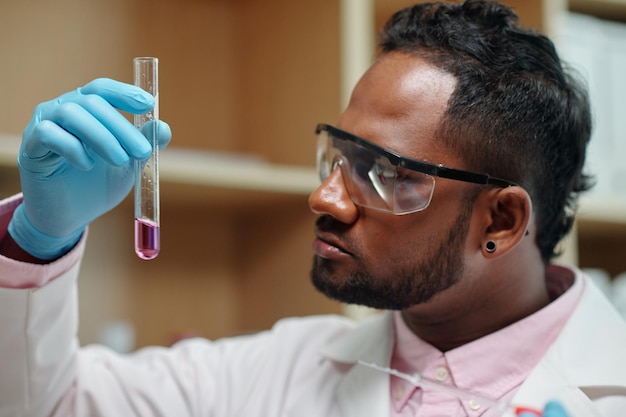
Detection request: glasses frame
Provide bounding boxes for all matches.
[316,123,518,189]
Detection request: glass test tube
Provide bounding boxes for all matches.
[133,57,160,260]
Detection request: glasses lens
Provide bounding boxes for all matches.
[317,129,435,214]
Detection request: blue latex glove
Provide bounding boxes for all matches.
[8,78,172,260]
[518,400,570,417]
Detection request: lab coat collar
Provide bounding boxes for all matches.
[319,311,393,364]
[319,311,394,417]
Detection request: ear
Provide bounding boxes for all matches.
[480,186,532,257]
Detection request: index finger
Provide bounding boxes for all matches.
[78,78,155,114]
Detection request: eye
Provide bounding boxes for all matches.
[350,150,377,180]
[372,163,396,185]
[395,170,433,197]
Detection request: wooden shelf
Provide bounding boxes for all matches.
[159,148,317,195]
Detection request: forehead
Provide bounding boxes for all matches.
[337,52,457,162]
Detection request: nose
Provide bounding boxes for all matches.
[308,166,359,224]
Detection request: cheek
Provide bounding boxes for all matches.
[357,216,433,266]
[368,201,468,264]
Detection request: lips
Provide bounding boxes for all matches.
[313,230,353,259]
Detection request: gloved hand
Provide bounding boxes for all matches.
[518,400,570,417]
[8,78,172,260]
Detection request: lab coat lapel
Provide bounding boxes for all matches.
[320,312,394,417]
[335,357,390,417]
[512,276,626,416]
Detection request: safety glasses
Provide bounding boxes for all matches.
[316,124,518,215]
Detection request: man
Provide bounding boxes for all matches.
[0,0,620,416]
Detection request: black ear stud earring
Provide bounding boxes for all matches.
[485,241,497,253]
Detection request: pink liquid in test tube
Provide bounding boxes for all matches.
[135,218,160,260]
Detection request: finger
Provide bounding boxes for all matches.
[55,94,152,161]
[78,78,154,114]
[157,121,172,150]
[23,78,156,164]
[75,93,153,159]
[36,101,135,166]
[140,120,172,152]
[24,120,95,171]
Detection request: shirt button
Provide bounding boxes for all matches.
[468,399,481,411]
[434,366,449,381]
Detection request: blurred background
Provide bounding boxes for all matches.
[0,0,624,352]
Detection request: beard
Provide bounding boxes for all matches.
[310,204,473,310]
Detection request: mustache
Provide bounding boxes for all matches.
[315,215,350,234]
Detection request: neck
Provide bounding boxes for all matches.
[400,264,550,352]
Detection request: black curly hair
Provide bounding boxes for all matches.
[378,0,594,262]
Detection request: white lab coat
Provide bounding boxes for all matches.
[0,242,625,417]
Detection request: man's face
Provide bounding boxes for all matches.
[308,52,476,310]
